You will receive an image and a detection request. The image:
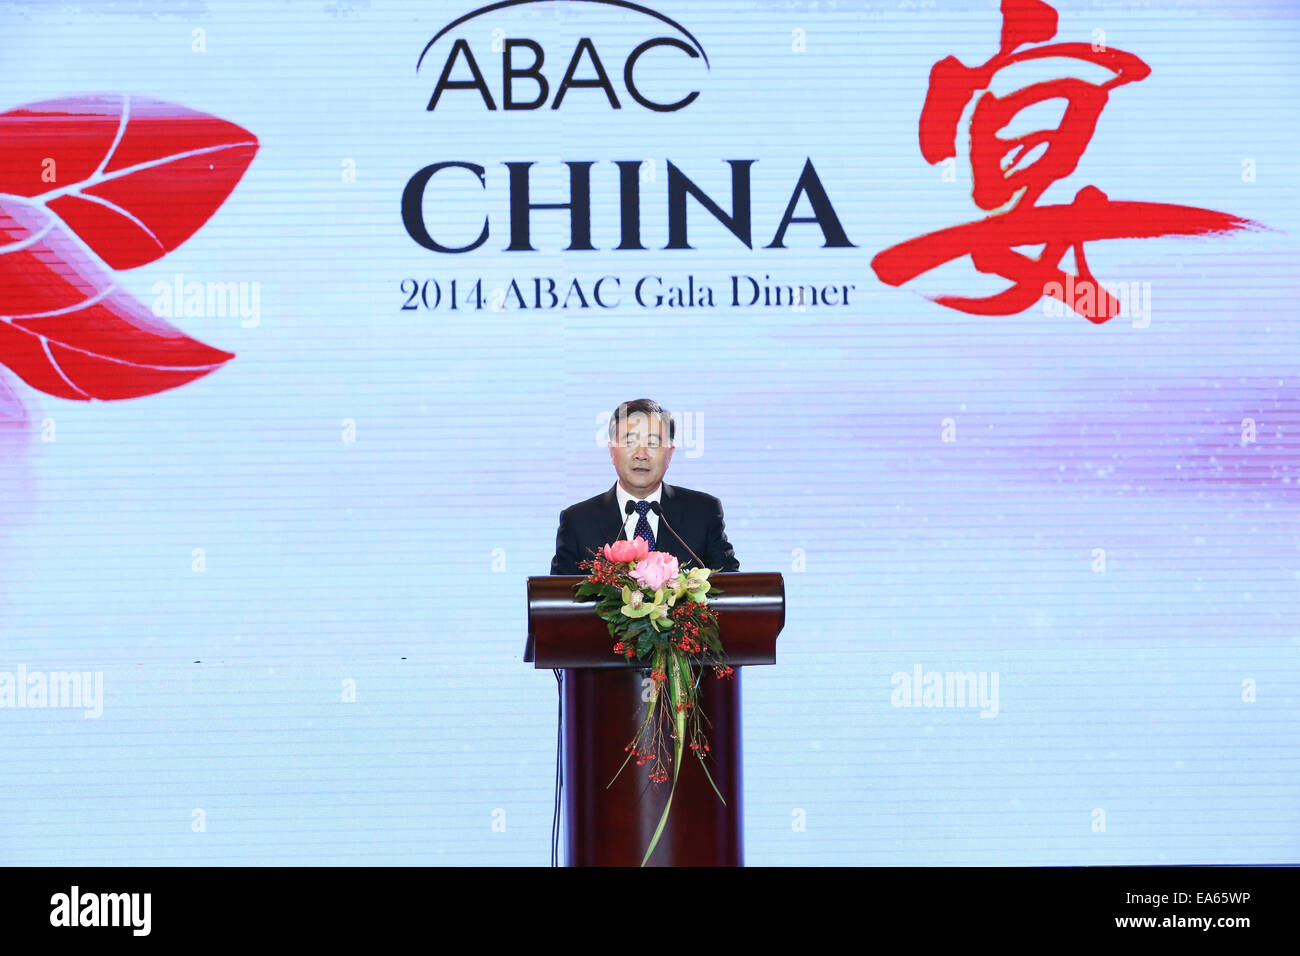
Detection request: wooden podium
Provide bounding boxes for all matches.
[525,572,784,866]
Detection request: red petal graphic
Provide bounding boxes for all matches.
[0,94,256,400]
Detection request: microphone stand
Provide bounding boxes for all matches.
[649,501,706,568]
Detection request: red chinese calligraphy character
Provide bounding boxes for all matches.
[872,0,1262,323]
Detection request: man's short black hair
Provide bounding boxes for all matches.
[609,398,675,442]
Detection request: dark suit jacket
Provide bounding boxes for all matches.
[550,482,740,575]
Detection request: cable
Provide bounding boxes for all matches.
[551,667,564,867]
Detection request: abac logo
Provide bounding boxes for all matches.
[417,0,709,112]
[0,94,257,400]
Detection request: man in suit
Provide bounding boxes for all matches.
[550,398,740,575]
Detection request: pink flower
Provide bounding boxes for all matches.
[603,538,650,564]
[630,551,680,592]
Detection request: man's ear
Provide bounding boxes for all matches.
[608,442,618,467]
[662,444,674,470]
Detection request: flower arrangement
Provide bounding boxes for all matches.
[576,537,734,865]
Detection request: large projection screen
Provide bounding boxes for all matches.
[1,0,1297,866]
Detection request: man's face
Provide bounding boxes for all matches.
[609,411,674,497]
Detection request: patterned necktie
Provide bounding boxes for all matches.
[633,500,655,550]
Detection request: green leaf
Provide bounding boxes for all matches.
[696,752,727,806]
[641,651,687,866]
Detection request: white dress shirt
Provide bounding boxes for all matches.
[615,483,661,547]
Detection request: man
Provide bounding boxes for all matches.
[550,399,740,575]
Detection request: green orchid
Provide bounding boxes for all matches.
[620,586,653,618]
[664,573,688,607]
[648,599,672,630]
[683,567,713,602]
[622,587,673,630]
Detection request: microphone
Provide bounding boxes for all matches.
[615,499,635,542]
[595,500,636,561]
[649,501,706,568]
